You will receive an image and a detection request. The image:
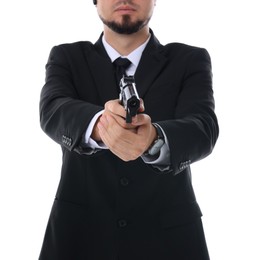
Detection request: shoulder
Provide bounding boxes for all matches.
[149,31,211,63]
[51,41,95,55]
[46,41,97,65]
[153,41,212,75]
[162,42,211,61]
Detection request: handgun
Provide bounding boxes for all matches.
[119,75,140,123]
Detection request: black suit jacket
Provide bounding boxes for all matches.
[39,30,218,260]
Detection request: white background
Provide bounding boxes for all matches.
[1,0,259,259]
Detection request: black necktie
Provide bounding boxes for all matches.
[113,57,131,85]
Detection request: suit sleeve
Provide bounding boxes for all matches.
[39,45,103,153]
[158,48,219,175]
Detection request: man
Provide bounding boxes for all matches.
[39,0,219,259]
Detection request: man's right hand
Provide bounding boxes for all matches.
[94,99,157,162]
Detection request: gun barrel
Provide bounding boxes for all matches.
[119,76,140,123]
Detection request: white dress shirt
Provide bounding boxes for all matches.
[84,35,170,167]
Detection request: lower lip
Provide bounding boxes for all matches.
[116,9,135,14]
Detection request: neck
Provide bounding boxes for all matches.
[103,26,150,56]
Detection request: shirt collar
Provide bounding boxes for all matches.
[102,34,150,69]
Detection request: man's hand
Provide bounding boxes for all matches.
[95,99,157,161]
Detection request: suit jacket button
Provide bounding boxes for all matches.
[120,177,129,186]
[118,219,127,228]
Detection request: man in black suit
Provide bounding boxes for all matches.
[39,0,219,259]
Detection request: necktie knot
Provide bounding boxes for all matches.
[114,57,131,71]
[113,57,131,85]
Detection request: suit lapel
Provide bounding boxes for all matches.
[84,31,168,104]
[135,31,168,97]
[84,34,119,104]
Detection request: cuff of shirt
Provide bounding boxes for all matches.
[84,110,108,150]
[141,124,170,166]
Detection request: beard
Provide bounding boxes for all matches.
[100,14,150,34]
